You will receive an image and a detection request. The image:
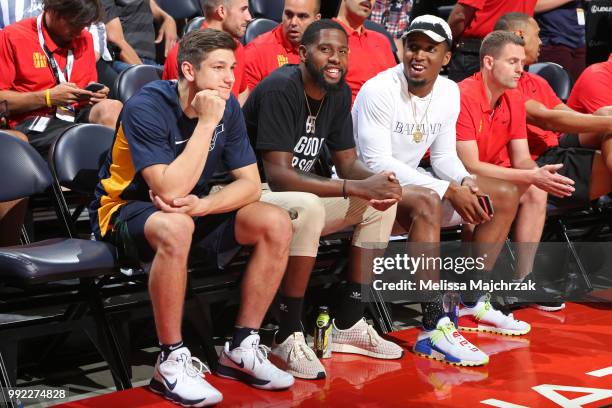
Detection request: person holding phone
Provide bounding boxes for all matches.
[353,16,527,366]
[0,0,123,158]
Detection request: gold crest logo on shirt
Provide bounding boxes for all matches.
[277,54,288,67]
[478,119,483,133]
[33,52,48,68]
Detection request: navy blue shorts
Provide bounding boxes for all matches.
[109,201,241,269]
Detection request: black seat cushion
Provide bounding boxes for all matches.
[0,238,118,284]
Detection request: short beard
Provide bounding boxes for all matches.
[406,76,427,89]
[305,58,346,92]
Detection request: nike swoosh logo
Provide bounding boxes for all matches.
[160,374,177,390]
[175,139,189,145]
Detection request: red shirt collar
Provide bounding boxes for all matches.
[333,18,366,36]
[473,71,504,114]
[275,24,297,53]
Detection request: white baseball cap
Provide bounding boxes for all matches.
[402,15,453,48]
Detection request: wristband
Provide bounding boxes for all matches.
[45,89,52,108]
[342,179,348,199]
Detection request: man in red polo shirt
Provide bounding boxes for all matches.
[334,0,396,102]
[456,31,575,309]
[567,53,612,114]
[495,13,612,202]
[163,0,251,104]
[0,0,122,158]
[447,0,537,82]
[244,0,321,90]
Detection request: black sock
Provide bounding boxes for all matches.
[334,282,365,330]
[275,295,304,344]
[462,271,488,307]
[231,326,258,350]
[421,292,445,331]
[160,340,184,362]
[463,288,488,307]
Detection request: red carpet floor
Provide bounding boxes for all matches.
[55,302,612,407]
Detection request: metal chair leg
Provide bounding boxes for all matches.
[557,219,593,292]
[0,349,17,408]
[87,290,132,390]
[368,286,394,334]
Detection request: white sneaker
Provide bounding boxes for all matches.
[458,294,531,336]
[216,332,295,390]
[149,347,222,407]
[270,332,326,380]
[331,318,404,359]
[413,316,489,366]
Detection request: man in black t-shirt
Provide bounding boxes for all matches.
[102,0,177,72]
[242,19,404,380]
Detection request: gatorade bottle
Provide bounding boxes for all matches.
[314,306,332,358]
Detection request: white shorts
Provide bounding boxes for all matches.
[391,167,464,236]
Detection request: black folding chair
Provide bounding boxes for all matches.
[0,134,131,401]
[248,0,284,22]
[113,64,163,104]
[528,62,572,101]
[527,62,596,294]
[48,124,115,238]
[157,0,201,20]
[184,16,206,35]
[437,5,454,20]
[243,18,278,45]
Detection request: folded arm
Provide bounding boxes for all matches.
[526,99,612,134]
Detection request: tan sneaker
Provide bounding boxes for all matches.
[331,318,404,359]
[270,332,326,380]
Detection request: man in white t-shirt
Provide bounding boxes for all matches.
[353,15,528,366]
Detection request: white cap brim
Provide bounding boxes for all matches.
[403,28,446,44]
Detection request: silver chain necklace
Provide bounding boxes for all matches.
[304,90,325,135]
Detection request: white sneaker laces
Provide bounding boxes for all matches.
[255,344,271,364]
[366,323,382,347]
[289,340,316,362]
[183,356,210,378]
